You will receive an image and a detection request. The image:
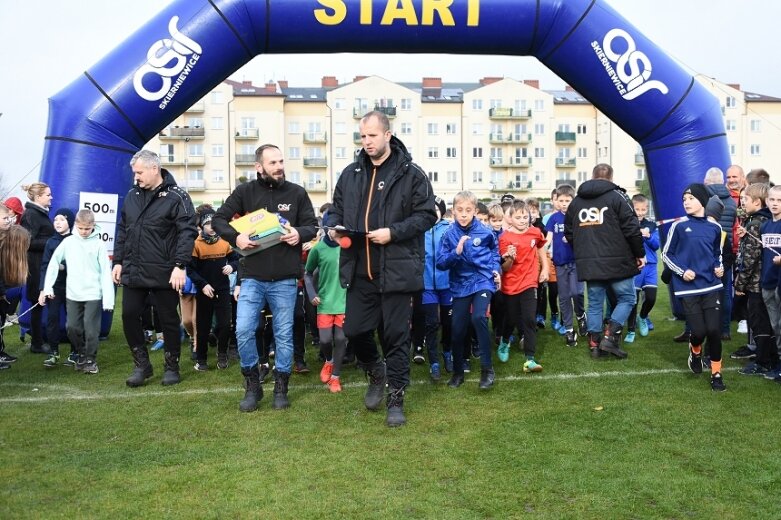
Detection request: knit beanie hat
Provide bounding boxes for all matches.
[683,183,710,209]
[434,196,447,219]
[54,208,75,231]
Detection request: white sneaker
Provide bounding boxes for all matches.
[737,320,748,334]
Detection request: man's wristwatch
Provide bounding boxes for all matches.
[174,263,186,270]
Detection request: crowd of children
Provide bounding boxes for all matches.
[6,169,781,398]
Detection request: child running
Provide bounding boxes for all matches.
[39,209,114,373]
[625,194,659,343]
[498,199,549,372]
[662,184,726,391]
[437,191,502,390]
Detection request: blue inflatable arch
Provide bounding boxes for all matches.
[41,0,729,228]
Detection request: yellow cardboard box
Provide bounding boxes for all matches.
[229,208,287,256]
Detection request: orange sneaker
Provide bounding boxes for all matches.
[320,361,334,383]
[327,376,342,393]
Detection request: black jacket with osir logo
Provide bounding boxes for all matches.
[564,179,644,281]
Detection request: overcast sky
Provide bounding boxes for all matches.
[1,0,779,197]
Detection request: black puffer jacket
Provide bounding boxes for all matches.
[326,136,437,293]
[565,179,644,281]
[20,202,54,295]
[113,170,197,288]
[212,175,317,281]
[706,183,737,267]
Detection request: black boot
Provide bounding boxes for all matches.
[386,387,406,427]
[589,332,606,359]
[479,367,495,389]
[126,346,153,387]
[239,365,263,412]
[598,320,628,359]
[363,361,387,411]
[272,369,290,409]
[161,351,181,386]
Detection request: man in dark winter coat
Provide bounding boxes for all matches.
[113,150,198,388]
[212,144,318,413]
[325,111,437,427]
[565,163,645,359]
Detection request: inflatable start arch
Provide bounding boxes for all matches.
[41,0,729,234]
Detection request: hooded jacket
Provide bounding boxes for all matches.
[436,218,501,298]
[113,169,198,288]
[424,218,451,291]
[564,179,644,281]
[706,183,737,266]
[325,136,436,293]
[211,173,317,282]
[735,207,771,294]
[42,225,114,309]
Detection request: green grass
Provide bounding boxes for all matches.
[1,286,780,519]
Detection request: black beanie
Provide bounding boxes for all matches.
[54,208,75,231]
[434,196,447,218]
[199,211,215,228]
[683,183,710,209]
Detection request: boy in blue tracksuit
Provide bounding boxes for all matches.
[626,194,660,342]
[423,196,453,380]
[437,191,501,390]
[662,184,726,391]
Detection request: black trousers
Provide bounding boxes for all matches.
[747,291,777,368]
[195,291,231,362]
[682,292,722,362]
[343,276,413,390]
[502,288,538,358]
[122,287,181,357]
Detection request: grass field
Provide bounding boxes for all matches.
[2,286,780,519]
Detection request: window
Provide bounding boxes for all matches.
[636,169,646,180]
[577,124,588,134]
[211,144,224,157]
[472,99,483,110]
[558,124,571,132]
[490,99,502,109]
[354,97,370,113]
[308,122,322,134]
[401,98,412,110]
[427,123,439,135]
[401,123,413,135]
[725,120,736,131]
[446,123,457,135]
[557,148,571,159]
[240,117,255,129]
[578,171,588,182]
[288,121,300,134]
[513,123,527,135]
[750,120,761,132]
[534,123,545,135]
[189,169,204,181]
[212,170,224,182]
[729,144,736,156]
[240,144,254,155]
[211,91,224,104]
[534,99,545,111]
[335,147,347,159]
[726,96,736,108]
[473,147,483,158]
[188,143,203,157]
[490,147,503,159]
[514,99,527,112]
[490,124,503,137]
[428,171,439,182]
[306,147,323,159]
[188,118,203,128]
[427,147,439,159]
[750,144,761,156]
[447,171,457,184]
[211,117,223,130]
[514,147,528,158]
[334,122,346,134]
[534,171,544,183]
[577,147,587,158]
[472,171,483,183]
[288,171,301,184]
[334,98,345,110]
[446,147,457,158]
[472,124,483,135]
[534,147,545,158]
[288,147,300,159]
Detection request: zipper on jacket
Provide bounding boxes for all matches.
[364,167,378,280]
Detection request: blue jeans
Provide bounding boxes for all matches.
[236,278,296,372]
[586,277,637,333]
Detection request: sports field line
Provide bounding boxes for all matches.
[0,366,738,404]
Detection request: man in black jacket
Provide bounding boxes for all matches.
[326,111,436,427]
[565,163,645,359]
[113,150,198,387]
[212,144,317,413]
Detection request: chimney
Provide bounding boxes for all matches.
[727,83,741,91]
[265,81,277,93]
[322,76,338,88]
[353,75,368,83]
[242,80,252,86]
[479,76,503,86]
[422,77,442,88]
[564,85,575,92]
[278,80,289,89]
[523,79,540,89]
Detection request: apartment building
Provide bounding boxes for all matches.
[146,75,781,211]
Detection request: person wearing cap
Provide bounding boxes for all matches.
[4,197,24,225]
[38,208,75,367]
[662,183,726,391]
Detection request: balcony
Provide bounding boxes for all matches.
[235,154,257,165]
[353,107,371,118]
[235,128,259,139]
[303,158,328,168]
[374,105,397,118]
[555,157,577,168]
[488,107,532,119]
[181,178,205,191]
[490,157,532,168]
[507,133,532,144]
[159,126,205,139]
[635,153,645,165]
[303,132,327,144]
[159,154,205,166]
[302,181,327,192]
[491,181,532,192]
[556,179,577,188]
[185,101,205,112]
[489,133,505,144]
[555,131,577,144]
